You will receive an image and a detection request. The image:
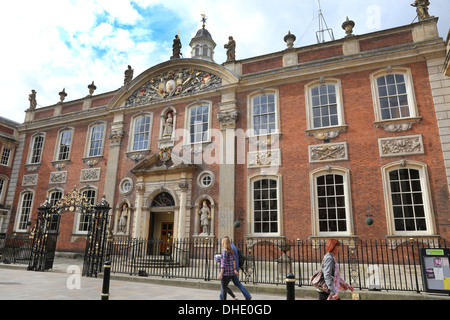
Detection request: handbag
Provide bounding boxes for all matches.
[310,268,330,293]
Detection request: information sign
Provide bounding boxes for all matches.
[420,248,450,294]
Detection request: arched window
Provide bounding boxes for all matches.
[250,175,281,236]
[88,123,106,157]
[305,79,345,131]
[16,191,34,231]
[151,192,175,208]
[249,91,278,136]
[29,134,45,164]
[310,167,353,237]
[382,161,436,236]
[56,128,73,161]
[370,68,419,123]
[131,114,152,151]
[187,103,211,144]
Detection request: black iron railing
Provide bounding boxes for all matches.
[105,237,447,293]
[0,234,447,293]
[0,234,33,264]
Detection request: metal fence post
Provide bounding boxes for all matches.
[286,273,296,300]
[101,261,111,300]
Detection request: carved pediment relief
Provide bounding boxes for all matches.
[125,68,222,108]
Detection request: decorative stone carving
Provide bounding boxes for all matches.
[309,142,348,163]
[306,126,347,140]
[23,174,38,186]
[248,149,281,168]
[49,171,67,184]
[379,135,424,157]
[80,168,100,182]
[376,121,419,132]
[51,160,70,170]
[217,109,238,129]
[108,129,124,146]
[126,151,149,162]
[25,164,39,172]
[125,69,222,107]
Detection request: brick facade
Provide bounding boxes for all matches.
[3,18,449,253]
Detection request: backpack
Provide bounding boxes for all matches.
[237,247,246,269]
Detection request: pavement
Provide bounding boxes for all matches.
[1,255,450,301]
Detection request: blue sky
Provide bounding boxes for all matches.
[1,0,449,124]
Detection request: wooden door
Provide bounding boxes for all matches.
[160,222,173,255]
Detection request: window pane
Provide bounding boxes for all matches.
[253,179,278,234]
[389,169,427,233]
[316,173,347,233]
[377,74,410,120]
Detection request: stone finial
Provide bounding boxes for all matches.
[59,88,67,102]
[342,17,355,37]
[88,81,97,95]
[284,31,296,49]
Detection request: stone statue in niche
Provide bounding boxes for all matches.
[198,200,211,235]
[118,203,129,234]
[163,112,173,137]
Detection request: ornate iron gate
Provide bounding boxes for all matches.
[27,188,111,277]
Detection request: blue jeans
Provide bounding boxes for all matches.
[219,274,252,300]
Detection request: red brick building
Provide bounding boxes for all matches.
[3,15,450,253]
[0,116,20,234]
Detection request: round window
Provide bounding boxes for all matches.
[120,178,133,195]
[198,171,215,189]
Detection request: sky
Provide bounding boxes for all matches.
[1,0,449,124]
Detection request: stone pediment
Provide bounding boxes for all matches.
[130,151,197,177]
[125,68,222,108]
[108,59,239,110]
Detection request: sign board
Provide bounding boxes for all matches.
[420,248,450,294]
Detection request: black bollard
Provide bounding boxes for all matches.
[286,273,296,300]
[101,261,111,300]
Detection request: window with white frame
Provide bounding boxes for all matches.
[17,191,33,231]
[251,93,277,136]
[1,147,11,166]
[30,135,44,164]
[311,167,353,236]
[77,188,96,233]
[132,115,151,151]
[370,68,419,123]
[251,177,280,235]
[306,80,345,130]
[88,123,105,157]
[382,161,435,236]
[57,129,73,161]
[189,104,210,144]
